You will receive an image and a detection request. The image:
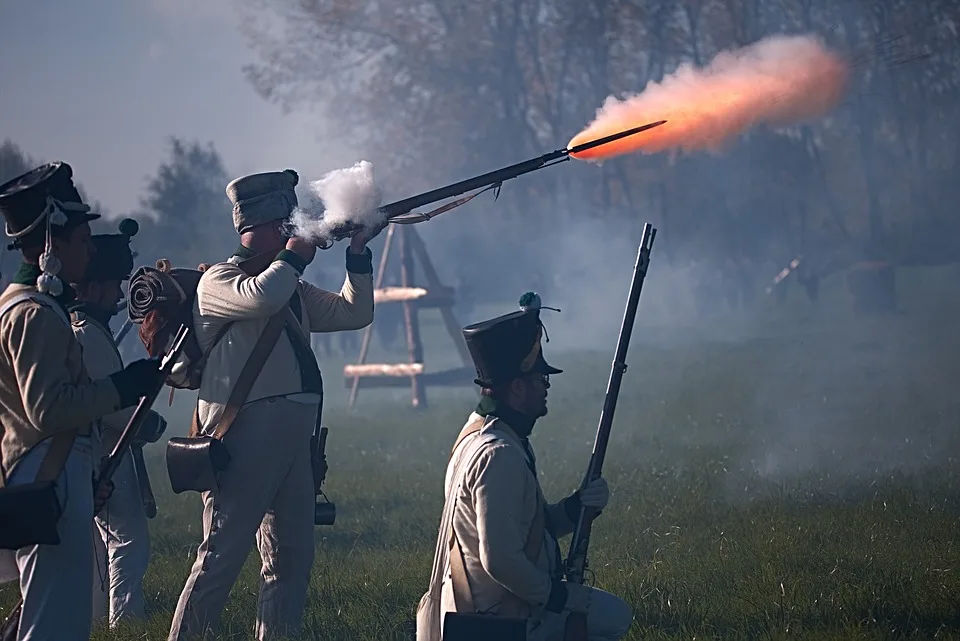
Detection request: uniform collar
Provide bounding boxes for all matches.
[233,244,257,260]
[475,396,537,440]
[12,262,76,308]
[67,301,115,334]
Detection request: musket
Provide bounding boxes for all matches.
[111,305,158,519]
[114,300,134,345]
[0,325,190,641]
[97,324,189,486]
[315,121,667,248]
[561,223,657,641]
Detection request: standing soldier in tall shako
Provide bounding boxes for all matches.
[0,162,163,640]
[66,217,168,628]
[168,169,385,641]
[416,293,633,641]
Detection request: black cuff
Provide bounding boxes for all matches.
[275,249,308,275]
[108,372,141,409]
[139,411,167,443]
[563,492,582,522]
[345,245,373,274]
[545,580,567,613]
[563,491,602,522]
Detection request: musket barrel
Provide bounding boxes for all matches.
[101,325,190,482]
[583,223,655,481]
[564,223,656,586]
[379,153,560,219]
[325,121,666,245]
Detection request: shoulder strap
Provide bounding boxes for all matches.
[424,415,494,603]
[0,290,78,488]
[188,308,288,439]
[448,422,546,614]
[70,310,124,366]
[449,415,488,461]
[0,291,70,328]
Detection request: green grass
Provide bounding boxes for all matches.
[4,266,960,639]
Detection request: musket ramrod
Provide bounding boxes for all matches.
[561,223,657,639]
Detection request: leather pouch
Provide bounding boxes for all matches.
[0,481,62,550]
[441,612,527,641]
[165,436,231,494]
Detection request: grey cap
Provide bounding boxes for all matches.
[226,169,299,234]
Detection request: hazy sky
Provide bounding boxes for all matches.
[0,0,343,217]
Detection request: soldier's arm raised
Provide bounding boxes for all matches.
[196,251,305,320]
[6,304,121,432]
[299,246,375,332]
[470,445,568,614]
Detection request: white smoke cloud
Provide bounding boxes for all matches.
[288,161,386,245]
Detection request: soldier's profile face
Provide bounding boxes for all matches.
[513,372,549,418]
[99,279,124,313]
[54,222,94,284]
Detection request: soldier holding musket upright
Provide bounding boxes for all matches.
[0,162,163,641]
[66,217,168,627]
[416,293,633,641]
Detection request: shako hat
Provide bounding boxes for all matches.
[462,292,562,388]
[0,161,99,245]
[84,218,140,282]
[226,169,299,234]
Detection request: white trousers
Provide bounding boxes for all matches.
[92,445,150,627]
[528,587,633,641]
[7,437,96,641]
[167,397,318,641]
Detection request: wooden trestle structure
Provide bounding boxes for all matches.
[343,224,475,409]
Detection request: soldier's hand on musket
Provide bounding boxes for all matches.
[348,219,388,253]
[286,236,317,264]
[577,477,609,510]
[92,475,115,516]
[108,358,165,408]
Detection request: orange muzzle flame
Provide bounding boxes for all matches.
[568,34,850,161]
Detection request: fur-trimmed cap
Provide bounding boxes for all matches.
[226,169,299,234]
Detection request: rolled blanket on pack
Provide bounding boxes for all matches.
[127,265,203,359]
[128,266,201,322]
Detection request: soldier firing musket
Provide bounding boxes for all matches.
[293,121,666,250]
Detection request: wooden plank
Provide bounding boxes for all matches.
[344,362,424,377]
[343,367,476,389]
[374,285,455,306]
[374,286,429,303]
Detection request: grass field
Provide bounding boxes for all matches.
[3,265,960,640]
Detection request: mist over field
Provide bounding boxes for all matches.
[2,0,960,638]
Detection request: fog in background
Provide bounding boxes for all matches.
[2,0,959,486]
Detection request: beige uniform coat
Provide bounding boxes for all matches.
[416,411,577,641]
[0,282,124,641]
[0,284,121,476]
[193,250,374,429]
